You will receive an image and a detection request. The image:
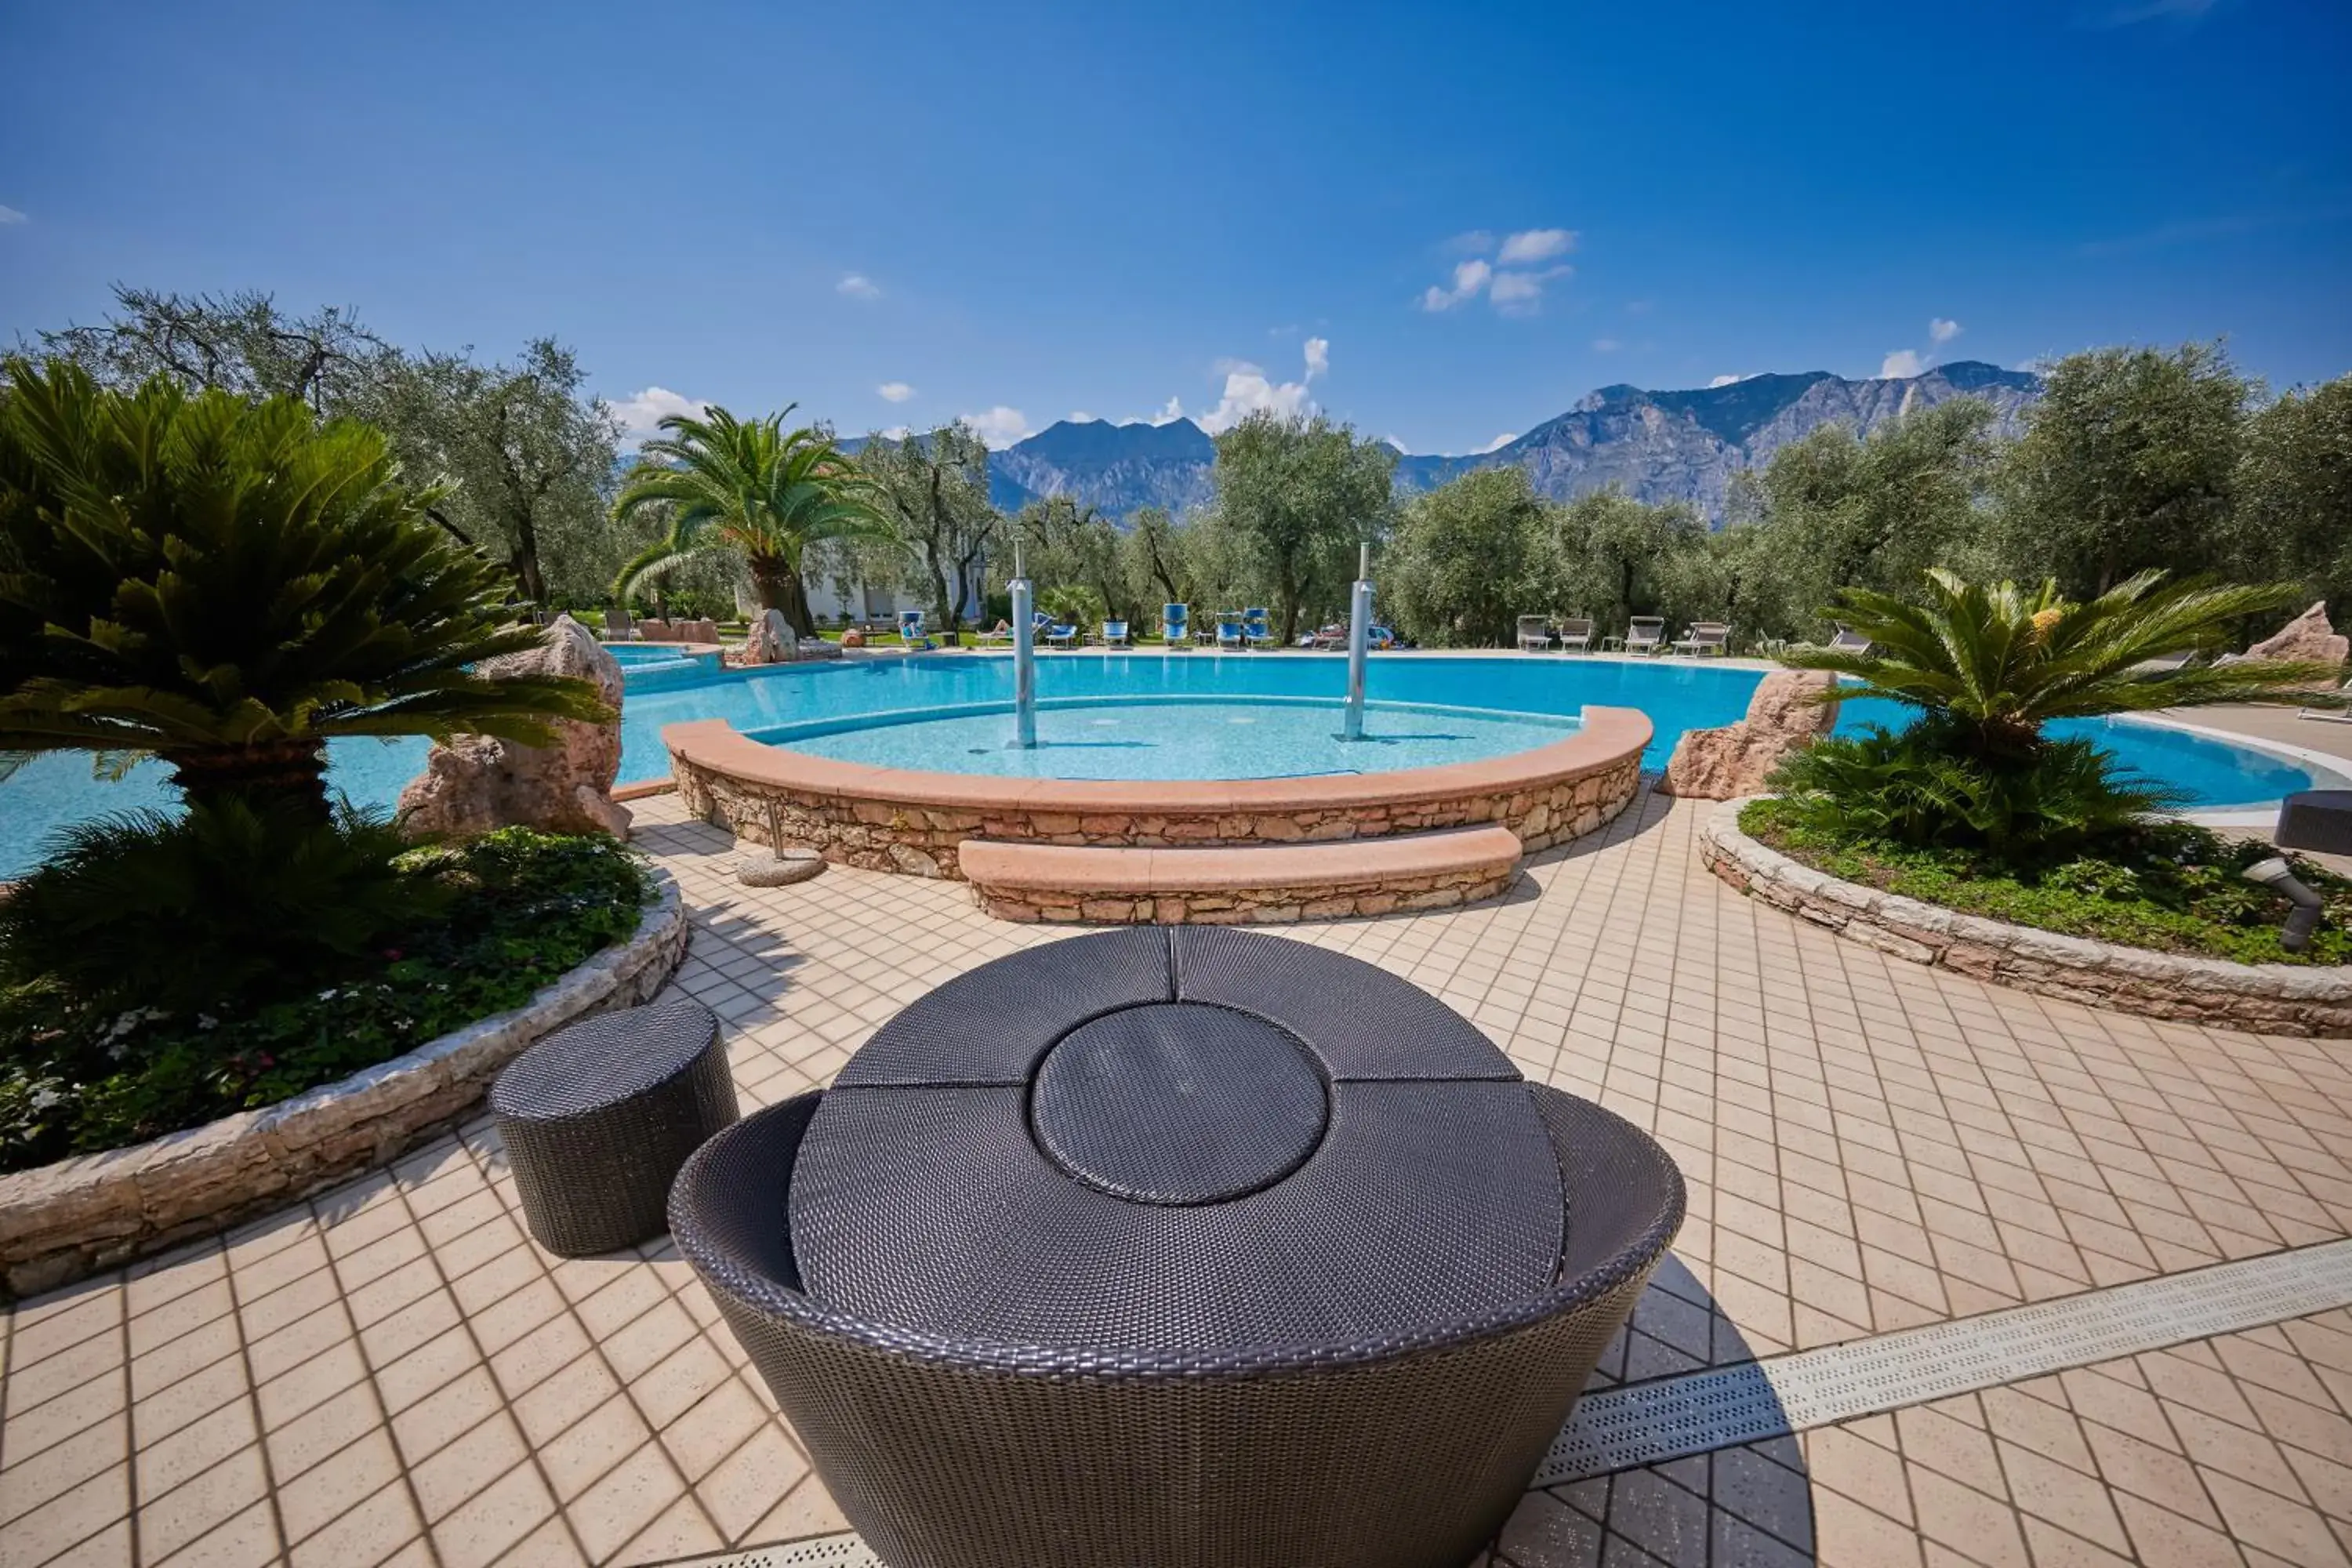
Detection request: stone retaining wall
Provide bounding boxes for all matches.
[979,865,1519,926]
[662,708,1652,880]
[1700,799,2352,1037]
[0,873,691,1298]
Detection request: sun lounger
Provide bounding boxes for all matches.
[1556,617,1594,654]
[2129,650,2197,675]
[1826,623,1873,655]
[1046,622,1080,650]
[1516,615,1552,652]
[1215,616,1245,651]
[1243,608,1277,649]
[602,608,639,641]
[2299,675,2352,724]
[1101,619,1130,648]
[1162,604,1189,648]
[1623,616,1666,655]
[1671,622,1731,657]
[897,610,936,651]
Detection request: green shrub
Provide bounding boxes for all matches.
[0,800,452,1014]
[1766,718,2184,858]
[0,828,649,1171]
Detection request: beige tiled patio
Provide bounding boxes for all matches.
[5,760,2352,1566]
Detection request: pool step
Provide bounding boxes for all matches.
[961,825,1523,925]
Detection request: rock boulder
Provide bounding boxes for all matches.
[1658,669,1840,800]
[397,615,632,840]
[731,608,799,667]
[2245,601,2350,667]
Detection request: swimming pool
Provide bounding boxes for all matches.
[2,652,2336,877]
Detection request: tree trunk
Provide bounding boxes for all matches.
[1277,558,1301,645]
[748,555,817,638]
[511,538,546,607]
[162,740,334,825]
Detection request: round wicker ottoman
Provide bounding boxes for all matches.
[671,928,1684,1568]
[492,996,739,1257]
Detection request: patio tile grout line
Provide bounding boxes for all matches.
[1537,1233,2352,1485]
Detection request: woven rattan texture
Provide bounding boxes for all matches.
[1031,1002,1329,1204]
[833,926,1174,1086]
[492,996,724,1118]
[673,1087,1679,1568]
[790,1079,1561,1351]
[493,997,739,1256]
[1172,925,1521,1080]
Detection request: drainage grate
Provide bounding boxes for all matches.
[1537,1236,2352,1484]
[660,1240,2352,1564]
[662,1535,877,1568]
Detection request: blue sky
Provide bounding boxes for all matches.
[2,0,2346,456]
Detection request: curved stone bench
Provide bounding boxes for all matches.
[963,824,1523,924]
[663,706,1651,880]
[0,871,691,1298]
[1700,798,2352,1037]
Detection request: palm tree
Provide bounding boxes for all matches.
[1781,568,2338,764]
[0,359,609,821]
[612,406,894,636]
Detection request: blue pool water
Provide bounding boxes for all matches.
[769,697,1584,781]
[2,652,2332,877]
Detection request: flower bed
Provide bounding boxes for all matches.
[0,834,691,1297]
[1702,798,2352,1036]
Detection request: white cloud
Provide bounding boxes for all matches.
[1498,228,1576,264]
[1708,373,1760,387]
[876,381,914,402]
[1591,337,1623,354]
[0,205,24,225]
[1196,339,1329,435]
[1475,432,1516,454]
[1879,350,1929,379]
[960,406,1033,449]
[880,425,911,441]
[1419,258,1492,311]
[1498,267,1572,314]
[1384,434,1413,453]
[837,273,882,300]
[612,386,711,443]
[1147,396,1185,425]
[1067,410,1097,423]
[1929,318,1963,344]
[1444,230,1495,255]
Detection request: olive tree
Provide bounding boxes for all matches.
[1210,412,1393,643]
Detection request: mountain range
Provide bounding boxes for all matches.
[979,361,2041,523]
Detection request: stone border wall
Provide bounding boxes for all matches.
[662,708,1652,880]
[978,863,1519,926]
[1700,798,2352,1037]
[0,872,691,1298]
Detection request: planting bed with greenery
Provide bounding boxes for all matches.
[0,827,650,1174]
[1741,795,2352,966]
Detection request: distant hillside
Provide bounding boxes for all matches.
[972,361,2039,524]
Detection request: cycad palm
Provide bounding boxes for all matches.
[0,358,608,819]
[1782,568,2337,762]
[612,406,893,635]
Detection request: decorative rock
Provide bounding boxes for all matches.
[637,618,674,641]
[1658,670,1839,799]
[737,849,827,887]
[2243,601,2349,677]
[735,608,800,666]
[397,615,633,840]
[682,618,720,644]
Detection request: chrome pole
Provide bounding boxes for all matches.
[1010,540,1036,749]
[1344,542,1371,742]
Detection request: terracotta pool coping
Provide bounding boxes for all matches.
[660,705,1653,815]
